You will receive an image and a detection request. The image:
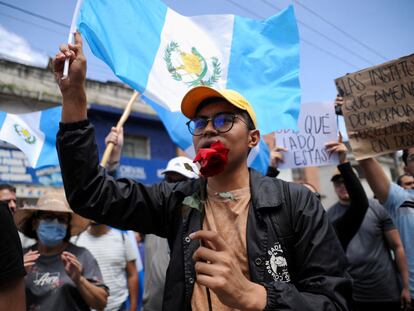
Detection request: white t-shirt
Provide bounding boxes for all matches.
[74,228,137,311]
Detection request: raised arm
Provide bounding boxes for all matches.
[358,158,390,204]
[53,32,87,123]
[104,127,124,172]
[326,141,369,249]
[265,146,287,178]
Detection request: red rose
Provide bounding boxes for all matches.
[193,141,229,177]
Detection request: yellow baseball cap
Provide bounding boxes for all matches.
[181,86,257,128]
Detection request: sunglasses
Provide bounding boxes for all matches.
[186,112,250,136]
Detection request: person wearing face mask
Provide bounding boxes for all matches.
[13,190,108,311]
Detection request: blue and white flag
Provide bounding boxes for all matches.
[78,0,301,173]
[0,107,61,168]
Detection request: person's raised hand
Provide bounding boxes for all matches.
[105,127,124,166]
[53,32,86,95]
[54,32,88,123]
[270,146,288,168]
[334,95,344,115]
[190,230,266,310]
[325,141,348,164]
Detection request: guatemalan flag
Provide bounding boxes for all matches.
[0,107,61,168]
[77,0,301,173]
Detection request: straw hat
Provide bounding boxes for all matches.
[14,190,90,239]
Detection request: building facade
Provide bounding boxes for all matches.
[0,59,175,205]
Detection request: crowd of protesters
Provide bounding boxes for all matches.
[0,31,413,311]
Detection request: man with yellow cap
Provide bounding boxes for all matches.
[53,32,351,311]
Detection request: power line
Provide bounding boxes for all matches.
[260,0,375,65]
[0,1,69,28]
[224,0,359,69]
[0,12,66,36]
[294,0,388,61]
[0,9,114,73]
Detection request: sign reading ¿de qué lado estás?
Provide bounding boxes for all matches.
[275,101,339,169]
[335,54,414,160]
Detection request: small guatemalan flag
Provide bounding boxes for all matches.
[0,107,61,168]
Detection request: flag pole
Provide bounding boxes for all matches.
[100,91,141,167]
[62,0,84,79]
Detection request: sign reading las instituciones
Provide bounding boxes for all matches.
[335,54,414,160]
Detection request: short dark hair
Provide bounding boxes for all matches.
[0,184,16,193]
[195,97,255,130]
[402,149,409,166]
[396,173,411,186]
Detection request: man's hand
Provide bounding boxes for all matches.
[53,32,86,95]
[53,32,88,123]
[61,251,83,284]
[270,146,287,168]
[190,230,266,311]
[105,127,124,166]
[325,141,348,164]
[334,95,344,115]
[23,250,40,272]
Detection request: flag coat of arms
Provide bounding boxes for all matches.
[0,107,61,168]
[78,0,301,173]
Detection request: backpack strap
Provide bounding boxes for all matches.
[265,178,297,281]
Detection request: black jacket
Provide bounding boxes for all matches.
[57,121,352,311]
[266,162,369,250]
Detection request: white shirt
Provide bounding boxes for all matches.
[74,228,137,311]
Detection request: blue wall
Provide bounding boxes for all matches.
[89,104,176,160]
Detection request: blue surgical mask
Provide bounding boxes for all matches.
[36,219,68,247]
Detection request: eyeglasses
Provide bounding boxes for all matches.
[186,112,250,136]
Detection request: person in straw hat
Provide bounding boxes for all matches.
[14,190,108,311]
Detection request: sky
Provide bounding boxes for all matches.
[0,0,413,104]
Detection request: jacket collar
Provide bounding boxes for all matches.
[249,169,283,210]
[175,169,283,210]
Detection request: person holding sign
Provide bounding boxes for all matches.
[53,32,352,311]
[333,93,414,309]
[324,141,371,250]
[358,154,414,309]
[267,141,367,250]
[326,143,411,311]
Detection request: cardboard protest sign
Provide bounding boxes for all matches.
[275,102,339,168]
[335,54,414,160]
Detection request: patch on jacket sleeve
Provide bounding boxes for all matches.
[265,242,291,282]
